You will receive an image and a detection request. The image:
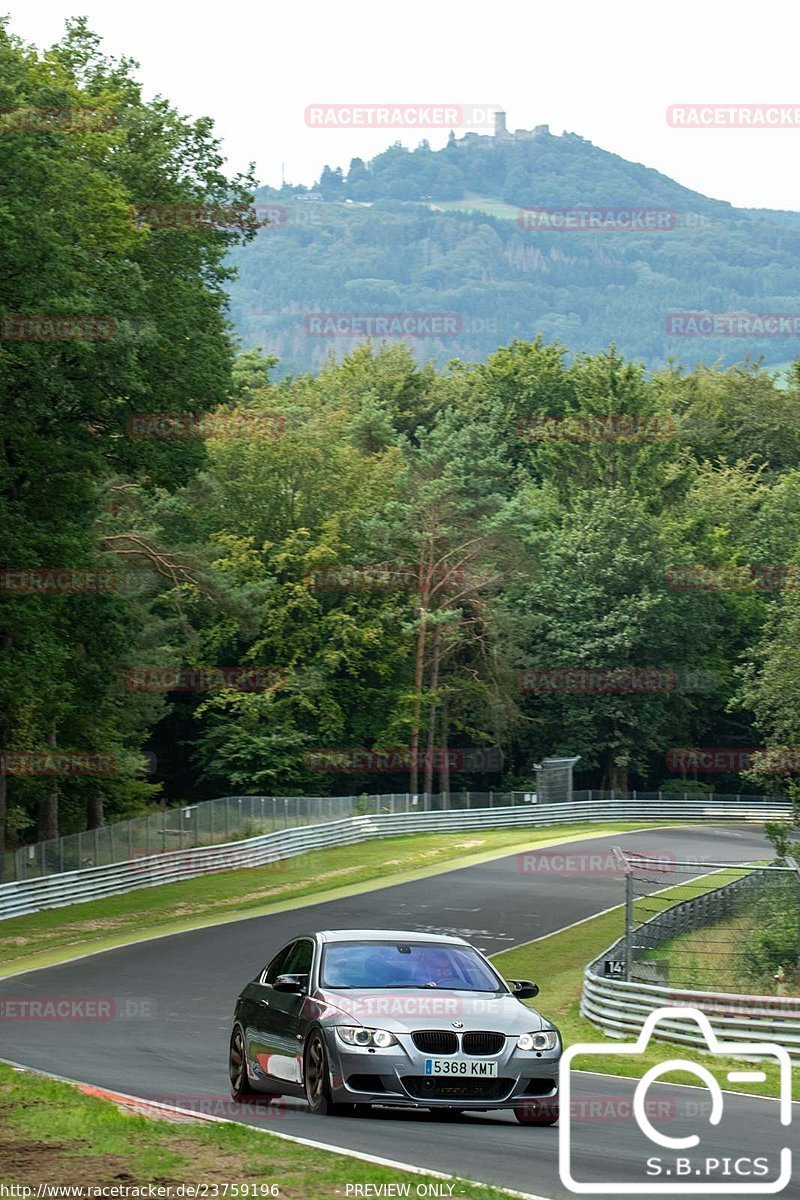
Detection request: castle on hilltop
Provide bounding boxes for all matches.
[494,111,550,139]
[457,111,551,146]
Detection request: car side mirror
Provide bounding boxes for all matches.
[509,979,539,999]
[274,973,308,993]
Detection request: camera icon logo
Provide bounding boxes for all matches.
[559,1006,792,1194]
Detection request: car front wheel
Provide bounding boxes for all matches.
[229,1024,256,1102]
[514,1098,559,1125]
[304,1030,346,1115]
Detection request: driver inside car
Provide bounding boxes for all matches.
[417,948,460,987]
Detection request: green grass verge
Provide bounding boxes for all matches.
[640,879,800,996]
[492,884,800,1102]
[0,1061,515,1197]
[0,823,661,976]
[643,911,762,992]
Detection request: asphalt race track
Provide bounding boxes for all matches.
[0,825,796,1199]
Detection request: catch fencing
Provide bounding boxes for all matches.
[10,787,788,882]
[0,793,792,921]
[12,790,520,882]
[582,851,800,1057]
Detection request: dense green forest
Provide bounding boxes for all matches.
[3,19,800,872]
[229,132,800,376]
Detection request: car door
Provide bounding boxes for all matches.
[242,942,292,1091]
[249,938,315,1090]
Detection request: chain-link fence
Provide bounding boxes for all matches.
[617,851,800,994]
[11,790,533,881]
[9,786,794,882]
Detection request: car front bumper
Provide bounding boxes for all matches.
[325,1031,561,1109]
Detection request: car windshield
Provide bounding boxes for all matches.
[321,940,505,991]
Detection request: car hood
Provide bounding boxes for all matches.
[316,988,552,1033]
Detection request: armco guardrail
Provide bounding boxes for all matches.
[14,790,540,881]
[582,973,800,1059]
[0,793,791,921]
[13,786,785,882]
[582,866,800,1058]
[0,804,534,920]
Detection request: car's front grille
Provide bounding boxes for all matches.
[462,1031,505,1055]
[402,1076,513,1101]
[412,1030,459,1055]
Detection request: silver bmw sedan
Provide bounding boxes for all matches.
[229,928,561,1124]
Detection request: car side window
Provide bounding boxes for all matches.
[262,943,293,984]
[281,938,314,977]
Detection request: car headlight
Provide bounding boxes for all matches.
[336,1026,399,1048]
[516,1030,559,1051]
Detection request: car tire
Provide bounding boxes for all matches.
[229,1023,256,1102]
[304,1030,346,1115]
[514,1098,559,1125]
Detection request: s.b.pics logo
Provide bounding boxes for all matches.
[559,1007,792,1194]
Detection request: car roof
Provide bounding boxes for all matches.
[315,929,470,945]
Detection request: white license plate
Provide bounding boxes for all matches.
[424,1058,498,1077]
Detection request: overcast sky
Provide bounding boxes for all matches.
[7,0,800,211]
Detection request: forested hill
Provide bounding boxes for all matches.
[228,128,800,376]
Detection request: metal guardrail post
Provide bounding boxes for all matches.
[787,857,800,972]
[624,867,634,983]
